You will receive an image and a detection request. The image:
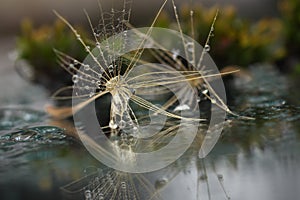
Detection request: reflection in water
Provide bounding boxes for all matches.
[62,167,161,200]
[59,132,233,200]
[0,65,300,199]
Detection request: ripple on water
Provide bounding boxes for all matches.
[0,107,45,131]
[0,107,71,171]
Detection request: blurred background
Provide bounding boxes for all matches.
[0,0,279,35]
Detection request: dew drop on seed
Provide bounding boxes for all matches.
[72,75,79,83]
[96,42,100,48]
[155,177,169,190]
[75,33,81,39]
[204,44,210,52]
[99,193,104,200]
[127,120,133,126]
[132,126,138,135]
[119,120,126,129]
[85,190,92,200]
[174,104,190,112]
[211,98,216,104]
[186,42,194,53]
[171,49,180,60]
[121,181,126,189]
[96,80,101,86]
[109,120,118,129]
[94,177,100,184]
[84,64,90,71]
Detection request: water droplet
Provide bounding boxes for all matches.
[202,89,208,94]
[121,181,126,189]
[85,190,92,200]
[109,120,118,129]
[94,177,100,184]
[85,85,90,90]
[133,126,138,132]
[72,75,79,83]
[108,65,114,70]
[204,44,210,52]
[84,64,90,71]
[186,42,194,53]
[119,120,126,129]
[127,120,133,126]
[76,33,81,39]
[211,98,216,104]
[96,42,100,48]
[155,177,168,189]
[96,80,101,86]
[171,49,180,60]
[174,104,190,112]
[99,193,104,200]
[86,46,91,52]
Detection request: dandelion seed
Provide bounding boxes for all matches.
[72,75,79,83]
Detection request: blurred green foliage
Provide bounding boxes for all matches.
[16,19,90,92]
[278,0,300,74]
[16,0,300,90]
[280,0,300,55]
[157,5,285,68]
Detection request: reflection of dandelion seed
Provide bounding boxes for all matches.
[61,167,161,200]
